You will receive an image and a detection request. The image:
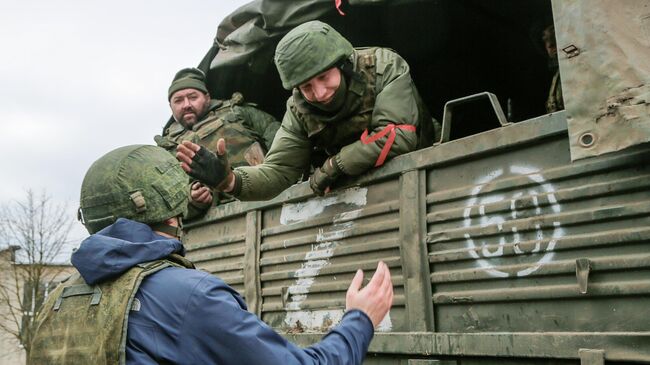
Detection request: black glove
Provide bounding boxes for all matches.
[187,146,231,189]
[309,157,343,196]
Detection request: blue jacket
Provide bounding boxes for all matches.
[71,218,374,364]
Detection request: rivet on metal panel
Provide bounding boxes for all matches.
[576,258,591,294]
[281,286,290,307]
[579,132,596,148]
[562,44,581,58]
[579,348,604,365]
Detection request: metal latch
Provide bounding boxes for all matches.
[562,44,581,58]
[576,258,591,294]
[281,286,290,308]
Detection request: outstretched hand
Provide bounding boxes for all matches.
[176,139,233,191]
[345,261,393,328]
[176,140,202,174]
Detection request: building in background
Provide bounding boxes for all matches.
[0,246,73,364]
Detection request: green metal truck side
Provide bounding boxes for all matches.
[185,1,650,363]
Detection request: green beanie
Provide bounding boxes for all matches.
[168,67,209,100]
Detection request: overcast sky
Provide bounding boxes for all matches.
[0,0,251,249]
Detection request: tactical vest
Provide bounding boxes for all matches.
[157,95,266,168]
[28,254,194,365]
[289,47,436,165]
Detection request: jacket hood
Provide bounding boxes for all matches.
[71,218,184,285]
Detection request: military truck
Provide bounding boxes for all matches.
[184,1,650,363]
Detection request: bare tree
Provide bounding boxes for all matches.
[0,189,74,358]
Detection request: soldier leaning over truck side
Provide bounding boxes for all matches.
[154,67,280,215]
[29,144,393,365]
[176,20,442,200]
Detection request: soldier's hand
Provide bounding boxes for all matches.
[177,140,233,190]
[190,182,213,205]
[345,261,393,328]
[309,158,342,196]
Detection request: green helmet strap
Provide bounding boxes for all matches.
[150,222,183,240]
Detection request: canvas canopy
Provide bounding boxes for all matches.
[553,1,650,161]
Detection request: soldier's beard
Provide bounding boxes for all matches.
[181,111,198,126]
[176,100,210,128]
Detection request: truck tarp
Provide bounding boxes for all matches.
[553,0,650,161]
[206,0,335,70]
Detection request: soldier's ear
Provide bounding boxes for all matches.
[205,92,211,100]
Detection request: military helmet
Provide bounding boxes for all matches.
[274,20,354,90]
[78,145,189,234]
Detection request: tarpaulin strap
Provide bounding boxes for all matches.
[335,0,346,16]
[360,123,416,167]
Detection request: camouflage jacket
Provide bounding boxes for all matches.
[155,94,280,168]
[233,48,440,200]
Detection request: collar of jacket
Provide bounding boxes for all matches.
[293,70,367,138]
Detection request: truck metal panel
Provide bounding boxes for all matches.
[183,112,650,363]
[183,0,650,362]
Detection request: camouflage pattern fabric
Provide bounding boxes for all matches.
[78,145,189,234]
[233,48,440,201]
[274,20,354,90]
[28,255,194,365]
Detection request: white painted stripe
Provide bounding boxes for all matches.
[280,187,368,225]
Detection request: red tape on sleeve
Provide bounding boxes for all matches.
[360,123,416,167]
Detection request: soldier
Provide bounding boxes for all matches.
[29,145,393,364]
[155,67,281,210]
[177,21,440,199]
[542,25,564,113]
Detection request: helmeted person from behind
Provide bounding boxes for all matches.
[177,20,441,199]
[28,145,393,365]
[155,67,281,212]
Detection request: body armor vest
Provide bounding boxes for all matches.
[289,47,436,166]
[28,254,194,365]
[157,95,266,168]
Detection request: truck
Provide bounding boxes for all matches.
[183,1,650,363]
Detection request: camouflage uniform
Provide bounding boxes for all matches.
[157,93,280,212]
[155,93,280,168]
[232,47,440,200]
